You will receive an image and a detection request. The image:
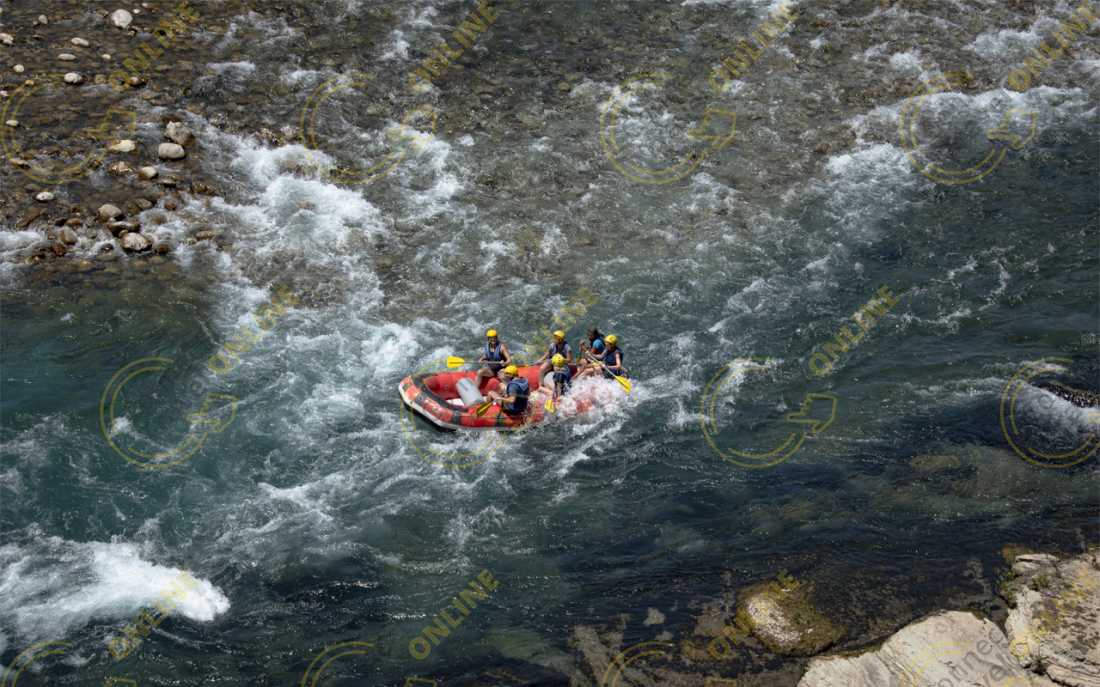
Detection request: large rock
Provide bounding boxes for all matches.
[797,611,1057,687]
[158,143,186,160]
[737,575,842,656]
[1004,551,1100,687]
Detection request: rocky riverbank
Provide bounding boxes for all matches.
[561,549,1098,686]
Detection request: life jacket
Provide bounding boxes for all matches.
[553,365,573,392]
[548,341,572,359]
[484,341,505,369]
[603,347,626,378]
[504,377,529,414]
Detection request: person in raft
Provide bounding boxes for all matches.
[575,334,625,380]
[534,329,573,389]
[475,328,512,390]
[575,328,605,375]
[486,364,530,416]
[550,353,572,402]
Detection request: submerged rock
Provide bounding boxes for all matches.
[738,575,843,656]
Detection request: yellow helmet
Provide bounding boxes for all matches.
[552,330,565,340]
[503,364,519,376]
[486,329,497,338]
[551,353,565,368]
[605,334,618,345]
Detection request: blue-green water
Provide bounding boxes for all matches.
[1,1,1098,685]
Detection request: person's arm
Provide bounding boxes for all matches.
[500,345,512,364]
[535,347,549,363]
[565,344,574,363]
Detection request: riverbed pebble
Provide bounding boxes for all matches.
[110,9,133,29]
[108,139,136,153]
[137,166,158,180]
[98,204,124,221]
[35,191,55,202]
[59,53,76,61]
[63,72,84,85]
[71,37,90,47]
[165,121,193,146]
[158,143,186,160]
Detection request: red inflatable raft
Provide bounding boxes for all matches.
[399,364,598,430]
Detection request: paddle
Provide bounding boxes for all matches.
[545,398,555,413]
[447,356,468,369]
[475,399,495,417]
[581,354,632,394]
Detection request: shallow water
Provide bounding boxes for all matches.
[1,0,1098,685]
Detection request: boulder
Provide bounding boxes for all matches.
[737,576,842,656]
[157,143,186,160]
[165,121,193,146]
[110,9,133,29]
[1004,550,1100,687]
[97,204,123,221]
[797,611,1057,687]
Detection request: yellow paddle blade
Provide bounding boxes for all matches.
[545,398,555,413]
[475,400,495,417]
[447,356,466,369]
[612,373,632,394]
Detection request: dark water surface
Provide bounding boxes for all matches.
[1,0,1098,685]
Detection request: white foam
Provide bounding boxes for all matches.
[0,538,228,644]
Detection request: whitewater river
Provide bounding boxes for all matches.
[1,0,1097,685]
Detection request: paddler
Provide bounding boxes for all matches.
[534,329,573,389]
[475,329,512,390]
[575,334,625,380]
[486,364,530,416]
[575,328,604,376]
[550,353,572,402]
